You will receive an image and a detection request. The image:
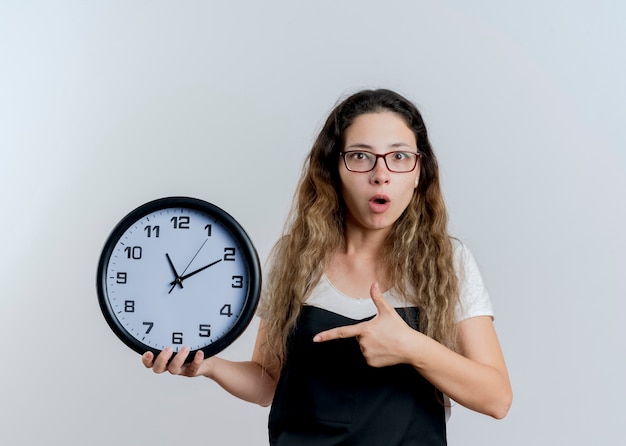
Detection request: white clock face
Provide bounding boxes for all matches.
[101,203,258,355]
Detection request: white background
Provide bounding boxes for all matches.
[1,1,624,444]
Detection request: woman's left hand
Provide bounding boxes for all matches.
[313,282,421,367]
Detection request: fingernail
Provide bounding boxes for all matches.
[313,335,321,342]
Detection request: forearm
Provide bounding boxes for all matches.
[405,329,512,419]
[204,357,277,407]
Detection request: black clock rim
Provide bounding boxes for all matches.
[96,196,262,361]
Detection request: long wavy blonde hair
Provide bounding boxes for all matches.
[262,89,459,364]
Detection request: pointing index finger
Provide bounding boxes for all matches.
[313,322,364,343]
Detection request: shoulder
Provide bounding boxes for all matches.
[451,237,474,265]
[451,238,482,283]
[451,238,495,322]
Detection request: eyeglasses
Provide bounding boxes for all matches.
[340,150,422,173]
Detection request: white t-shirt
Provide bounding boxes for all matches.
[302,239,494,322]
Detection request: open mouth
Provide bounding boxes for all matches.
[369,195,391,213]
[370,195,390,205]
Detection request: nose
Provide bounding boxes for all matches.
[370,157,390,185]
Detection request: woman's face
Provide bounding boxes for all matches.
[339,112,420,234]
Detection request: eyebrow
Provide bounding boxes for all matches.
[344,142,415,150]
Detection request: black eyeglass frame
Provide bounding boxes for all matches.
[339,150,423,173]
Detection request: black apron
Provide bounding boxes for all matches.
[269,306,446,445]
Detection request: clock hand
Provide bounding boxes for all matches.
[179,239,209,275]
[166,253,184,293]
[170,258,223,285]
[168,239,213,292]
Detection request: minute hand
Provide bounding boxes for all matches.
[171,258,223,285]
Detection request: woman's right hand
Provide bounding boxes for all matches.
[142,346,216,378]
[140,321,279,406]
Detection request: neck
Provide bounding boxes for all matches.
[342,222,391,257]
[326,223,393,294]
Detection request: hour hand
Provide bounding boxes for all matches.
[166,254,184,293]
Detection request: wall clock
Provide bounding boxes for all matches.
[96,197,261,360]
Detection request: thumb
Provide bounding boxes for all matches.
[370,282,392,313]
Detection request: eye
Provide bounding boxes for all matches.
[350,151,370,160]
[391,151,409,160]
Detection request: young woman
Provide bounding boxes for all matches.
[143,89,512,445]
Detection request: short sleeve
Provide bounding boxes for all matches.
[453,239,494,322]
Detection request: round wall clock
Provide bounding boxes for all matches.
[96,196,261,360]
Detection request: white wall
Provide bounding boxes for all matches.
[1,1,624,444]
